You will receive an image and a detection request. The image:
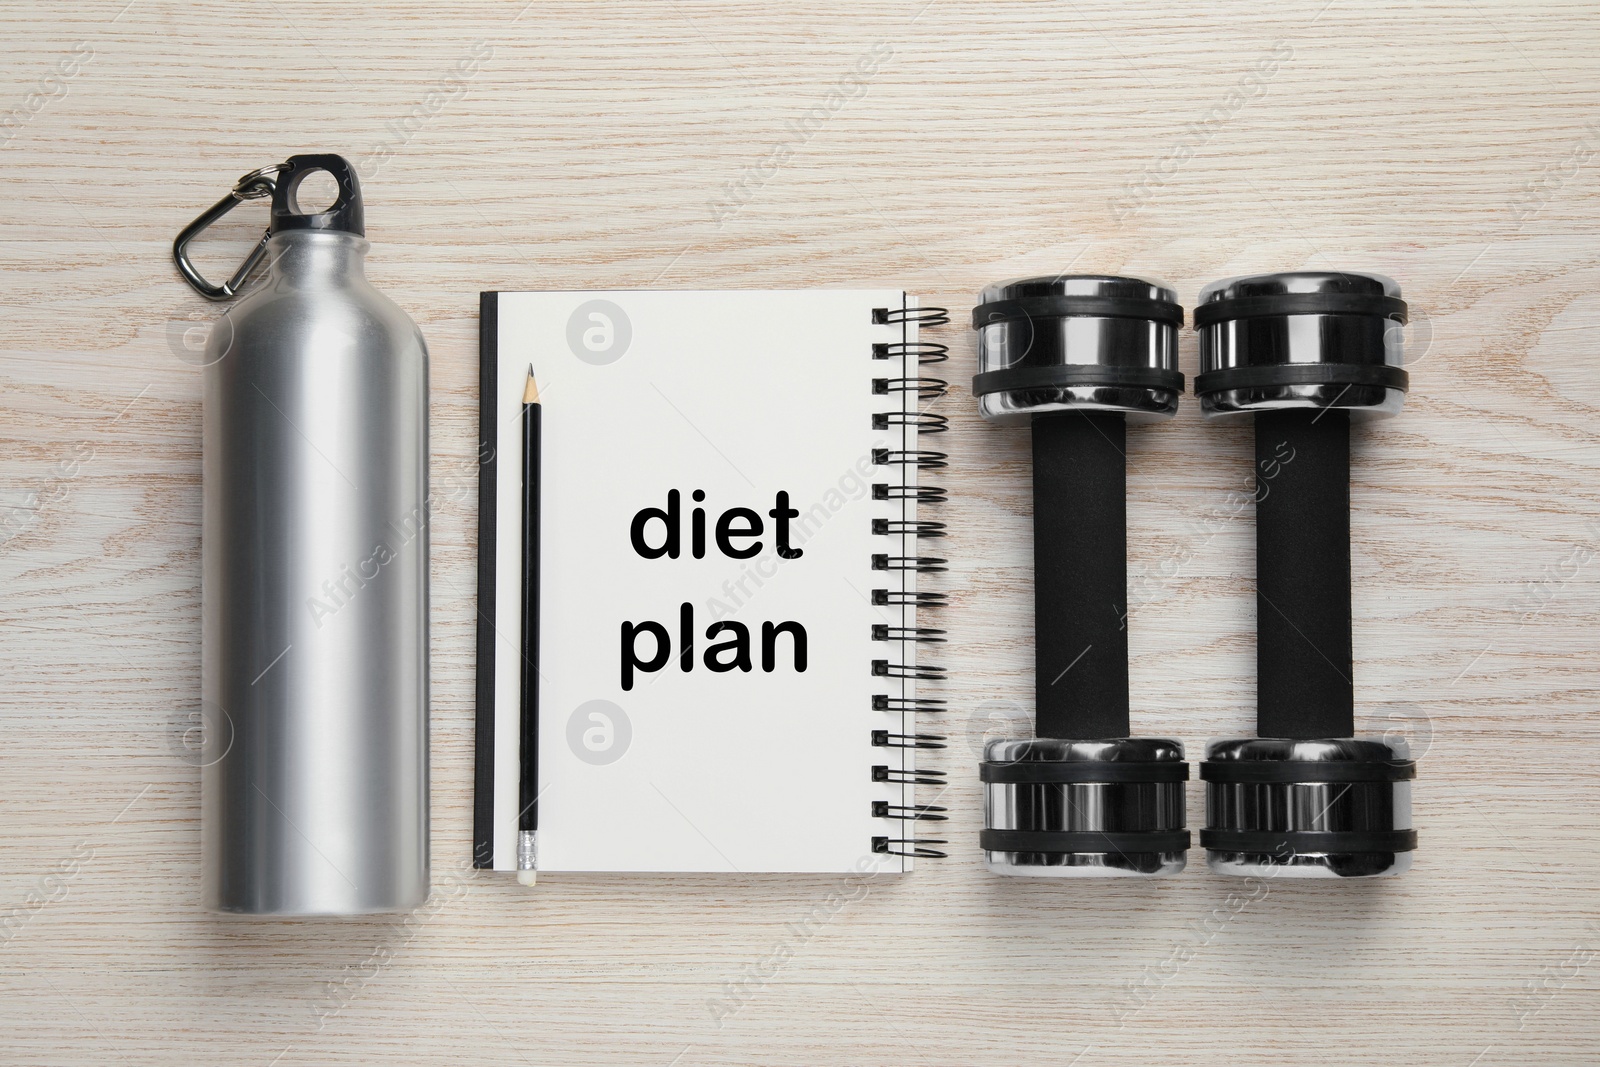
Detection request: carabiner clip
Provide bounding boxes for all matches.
[172,164,287,302]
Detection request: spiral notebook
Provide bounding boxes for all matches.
[474,290,949,874]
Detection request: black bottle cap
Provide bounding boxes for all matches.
[269,153,365,237]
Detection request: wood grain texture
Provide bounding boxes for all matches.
[2,1,1599,1063]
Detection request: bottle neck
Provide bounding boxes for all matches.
[266,230,370,289]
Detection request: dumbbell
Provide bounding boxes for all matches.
[1193,271,1417,878]
[972,275,1190,877]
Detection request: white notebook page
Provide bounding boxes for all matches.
[487,290,925,872]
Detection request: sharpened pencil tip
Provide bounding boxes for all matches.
[523,367,540,405]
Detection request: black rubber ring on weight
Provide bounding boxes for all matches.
[972,364,1187,398]
[981,760,1190,784]
[1200,760,1415,784]
[973,295,1185,330]
[1193,362,1409,397]
[981,829,1192,854]
[1192,292,1408,328]
[1200,829,1418,854]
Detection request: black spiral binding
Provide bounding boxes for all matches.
[873,765,947,785]
[871,303,949,861]
[872,519,946,538]
[874,376,949,399]
[874,485,948,505]
[872,694,944,712]
[872,554,948,573]
[873,411,949,433]
[871,624,947,641]
[873,306,952,326]
[872,837,947,858]
[872,589,946,607]
[873,341,950,364]
[872,731,948,750]
[872,449,947,469]
[872,801,949,820]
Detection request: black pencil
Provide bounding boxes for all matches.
[517,367,542,886]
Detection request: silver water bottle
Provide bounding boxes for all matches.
[176,154,429,914]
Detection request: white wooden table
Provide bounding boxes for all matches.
[3,2,1598,1063]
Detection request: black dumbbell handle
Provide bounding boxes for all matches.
[1254,408,1355,740]
[1032,412,1131,740]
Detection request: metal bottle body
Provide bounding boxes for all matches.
[202,229,429,914]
